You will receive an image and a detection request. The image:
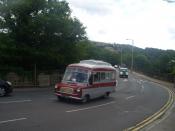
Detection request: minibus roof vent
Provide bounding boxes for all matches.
[80,60,111,66]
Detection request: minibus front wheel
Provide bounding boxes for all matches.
[57,96,64,101]
[82,95,90,103]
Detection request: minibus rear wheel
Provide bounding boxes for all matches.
[103,92,110,98]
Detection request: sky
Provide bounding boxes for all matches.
[66,0,175,50]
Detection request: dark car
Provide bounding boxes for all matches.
[119,67,128,78]
[0,79,13,96]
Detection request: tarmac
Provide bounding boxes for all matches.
[12,72,175,131]
[133,72,175,131]
[148,105,175,131]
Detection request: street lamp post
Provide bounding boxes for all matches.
[126,39,134,72]
[115,43,123,67]
[169,60,175,88]
[121,46,122,66]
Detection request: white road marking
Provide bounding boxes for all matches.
[123,79,128,82]
[143,80,148,83]
[49,97,56,100]
[0,118,27,124]
[126,96,135,100]
[66,101,116,113]
[137,79,146,85]
[141,85,145,93]
[131,78,135,81]
[137,80,141,84]
[0,100,32,104]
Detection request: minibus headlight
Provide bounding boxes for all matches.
[120,72,123,75]
[76,88,81,92]
[6,81,12,86]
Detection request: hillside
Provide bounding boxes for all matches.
[91,41,175,82]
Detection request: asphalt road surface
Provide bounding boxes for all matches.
[0,73,169,131]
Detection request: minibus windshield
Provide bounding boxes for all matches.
[62,68,88,83]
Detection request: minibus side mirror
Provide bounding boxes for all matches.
[89,75,93,85]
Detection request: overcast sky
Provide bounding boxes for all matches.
[66,0,175,50]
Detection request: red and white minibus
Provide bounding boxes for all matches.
[55,60,117,102]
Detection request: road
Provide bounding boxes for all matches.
[0,73,170,131]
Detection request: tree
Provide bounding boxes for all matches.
[0,0,86,48]
[134,54,150,73]
[0,0,87,70]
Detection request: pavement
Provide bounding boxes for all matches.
[133,72,175,131]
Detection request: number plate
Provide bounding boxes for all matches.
[60,87,73,94]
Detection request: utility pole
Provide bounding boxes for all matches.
[121,46,123,66]
[126,39,134,72]
[34,64,37,87]
[131,40,134,72]
[169,60,175,88]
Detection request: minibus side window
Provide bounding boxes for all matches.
[105,71,115,81]
[94,72,100,82]
[105,72,110,80]
[93,71,115,83]
[100,72,106,81]
[111,71,116,80]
